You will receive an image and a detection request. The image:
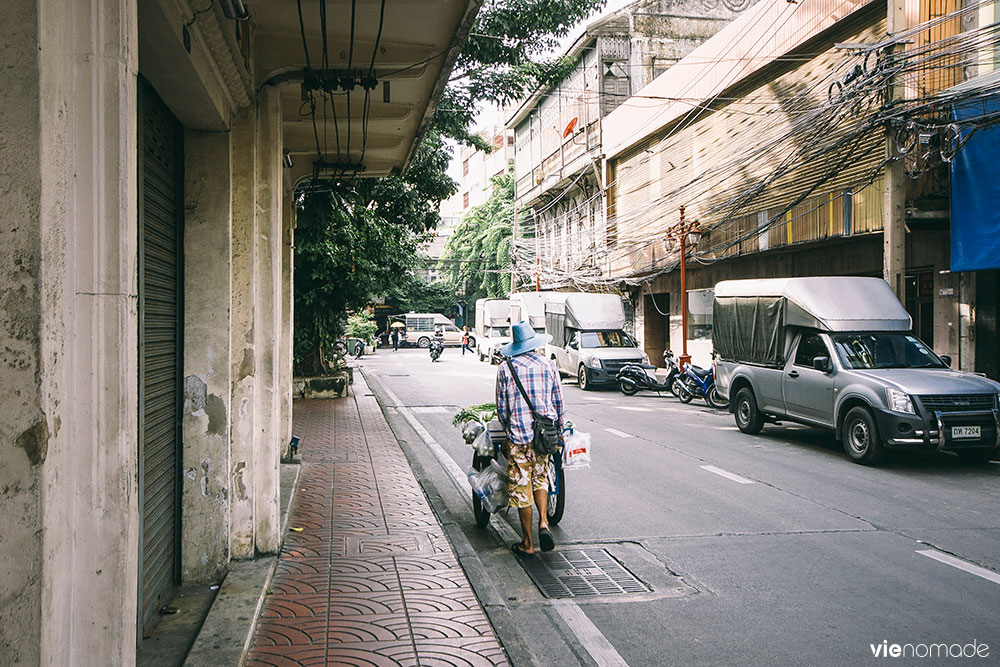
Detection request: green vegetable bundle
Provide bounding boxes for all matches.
[452,403,497,427]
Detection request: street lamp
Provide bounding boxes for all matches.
[667,206,701,370]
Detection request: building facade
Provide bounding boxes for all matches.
[596,0,998,373]
[508,0,757,292]
[0,1,476,663]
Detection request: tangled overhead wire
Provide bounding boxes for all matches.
[511,0,1000,291]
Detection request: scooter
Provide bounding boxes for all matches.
[676,356,728,409]
[429,338,444,362]
[617,349,683,397]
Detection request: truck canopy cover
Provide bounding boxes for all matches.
[511,292,550,329]
[561,293,626,330]
[713,278,911,367]
[481,299,510,326]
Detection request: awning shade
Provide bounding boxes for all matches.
[951,95,1000,272]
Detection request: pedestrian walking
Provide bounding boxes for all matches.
[390,327,399,351]
[461,326,472,356]
[495,322,564,558]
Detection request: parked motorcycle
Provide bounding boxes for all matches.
[676,357,728,409]
[617,349,683,397]
[429,338,445,362]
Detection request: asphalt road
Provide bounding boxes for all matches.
[358,348,1000,667]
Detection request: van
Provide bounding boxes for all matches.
[713,277,1000,465]
[400,313,469,348]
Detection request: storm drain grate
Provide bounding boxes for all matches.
[519,548,650,598]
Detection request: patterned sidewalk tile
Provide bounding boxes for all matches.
[248,394,510,667]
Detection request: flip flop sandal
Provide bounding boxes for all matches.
[511,543,534,559]
[538,528,555,552]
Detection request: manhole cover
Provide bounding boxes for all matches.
[519,548,650,598]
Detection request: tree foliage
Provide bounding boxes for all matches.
[439,171,514,303]
[294,1,606,374]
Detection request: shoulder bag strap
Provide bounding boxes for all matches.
[505,358,540,418]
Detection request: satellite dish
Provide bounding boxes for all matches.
[562,117,579,138]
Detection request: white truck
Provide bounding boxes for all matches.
[509,292,549,335]
[543,293,648,390]
[474,298,511,363]
[713,277,1000,465]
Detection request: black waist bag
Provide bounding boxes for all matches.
[506,358,561,456]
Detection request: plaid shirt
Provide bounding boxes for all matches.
[496,351,565,446]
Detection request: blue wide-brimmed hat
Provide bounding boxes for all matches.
[499,321,552,357]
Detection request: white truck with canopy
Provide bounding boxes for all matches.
[474,298,511,363]
[544,293,648,390]
[713,277,1000,464]
[509,292,548,334]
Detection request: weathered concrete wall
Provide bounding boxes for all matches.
[0,2,44,662]
[230,106,257,559]
[253,86,283,554]
[182,131,233,583]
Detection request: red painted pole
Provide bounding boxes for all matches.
[678,206,690,370]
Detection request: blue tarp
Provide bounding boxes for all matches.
[951,95,1000,271]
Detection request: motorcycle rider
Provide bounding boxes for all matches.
[429,326,445,361]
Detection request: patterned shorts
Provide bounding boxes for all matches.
[506,441,549,509]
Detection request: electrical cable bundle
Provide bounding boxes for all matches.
[511,0,1000,292]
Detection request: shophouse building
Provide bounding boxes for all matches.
[595,0,998,373]
[508,0,758,296]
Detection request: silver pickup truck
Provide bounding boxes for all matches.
[713,277,1000,465]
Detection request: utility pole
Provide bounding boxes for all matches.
[883,0,907,300]
[510,203,518,294]
[668,205,701,370]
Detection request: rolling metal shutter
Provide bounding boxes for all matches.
[137,80,183,633]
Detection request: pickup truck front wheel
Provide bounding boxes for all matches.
[578,365,592,391]
[842,406,886,465]
[734,388,764,434]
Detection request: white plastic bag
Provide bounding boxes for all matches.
[562,430,591,469]
[471,427,494,457]
[468,454,508,513]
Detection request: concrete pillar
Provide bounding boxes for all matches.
[279,186,295,458]
[182,131,233,583]
[883,0,907,299]
[253,85,283,554]
[0,0,142,663]
[229,107,257,560]
[959,272,976,371]
[882,162,906,299]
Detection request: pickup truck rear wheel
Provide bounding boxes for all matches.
[734,387,764,434]
[842,406,886,465]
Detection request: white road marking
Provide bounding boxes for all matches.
[916,550,1000,586]
[368,370,629,667]
[410,406,448,414]
[700,465,754,484]
[605,428,634,438]
[551,601,631,667]
[618,406,652,412]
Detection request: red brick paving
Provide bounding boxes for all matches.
[246,375,509,667]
